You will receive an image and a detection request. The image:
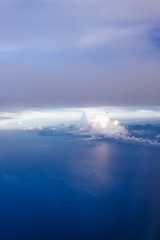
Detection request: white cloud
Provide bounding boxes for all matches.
[0,112,16,118]
[102,107,160,121]
[23,127,34,130]
[0,109,83,129]
[65,108,160,146]
[124,135,160,146]
[73,109,128,138]
[0,108,159,146]
[0,121,7,127]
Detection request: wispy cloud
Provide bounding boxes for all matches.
[0,109,83,129]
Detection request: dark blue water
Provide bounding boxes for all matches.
[0,131,160,240]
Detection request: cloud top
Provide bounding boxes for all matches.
[74,110,128,138]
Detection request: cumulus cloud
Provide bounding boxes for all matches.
[0,108,159,146]
[67,109,160,146]
[71,110,128,138]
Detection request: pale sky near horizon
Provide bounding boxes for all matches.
[0,0,160,108]
[0,107,159,130]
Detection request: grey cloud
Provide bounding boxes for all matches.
[0,0,160,108]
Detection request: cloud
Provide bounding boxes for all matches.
[0,107,159,129]
[73,110,128,138]
[0,121,7,127]
[0,0,160,107]
[0,109,83,129]
[124,135,160,146]
[0,107,159,145]
[0,112,16,118]
[64,108,160,145]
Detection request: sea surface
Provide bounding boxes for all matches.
[0,131,160,240]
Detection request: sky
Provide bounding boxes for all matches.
[0,107,160,129]
[0,0,160,109]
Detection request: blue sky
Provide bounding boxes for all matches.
[0,0,160,108]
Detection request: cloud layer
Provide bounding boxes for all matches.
[0,0,160,107]
[0,107,159,145]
